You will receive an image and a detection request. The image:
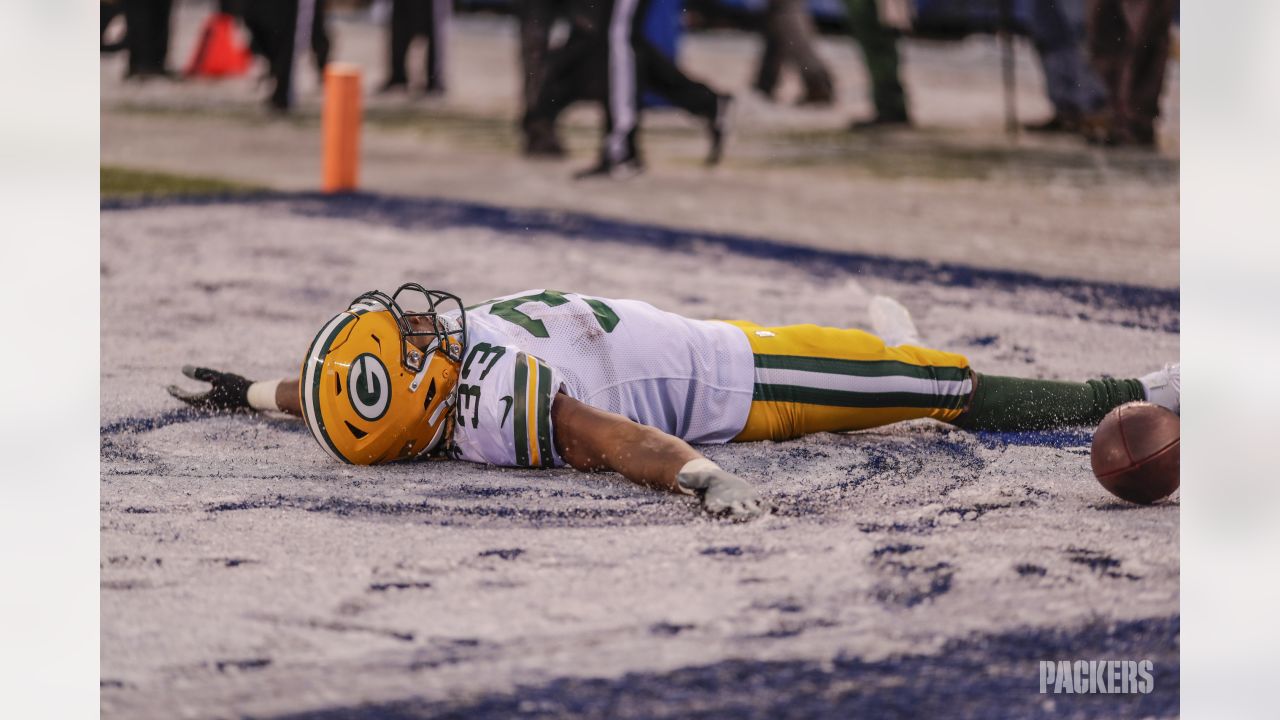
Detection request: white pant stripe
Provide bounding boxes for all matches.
[754,367,973,398]
[606,0,641,163]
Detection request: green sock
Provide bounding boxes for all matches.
[951,373,1146,432]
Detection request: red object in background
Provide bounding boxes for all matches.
[185,13,252,78]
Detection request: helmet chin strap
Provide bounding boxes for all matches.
[408,351,435,392]
[422,394,457,454]
[427,391,455,427]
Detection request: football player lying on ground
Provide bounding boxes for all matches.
[169,285,1180,520]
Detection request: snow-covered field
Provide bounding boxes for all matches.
[100,194,1178,719]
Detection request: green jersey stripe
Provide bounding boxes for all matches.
[535,362,555,467]
[753,383,970,411]
[513,352,531,467]
[753,354,970,382]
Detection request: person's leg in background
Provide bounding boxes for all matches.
[1026,0,1106,133]
[1116,0,1174,147]
[381,0,414,90]
[754,2,786,101]
[771,0,835,105]
[841,0,909,128]
[123,0,147,76]
[424,0,451,93]
[517,0,561,110]
[123,0,174,78]
[311,0,331,76]
[257,0,299,112]
[1086,0,1129,144]
[147,0,174,75]
[521,6,606,157]
[633,36,729,165]
[588,0,644,176]
[382,0,417,91]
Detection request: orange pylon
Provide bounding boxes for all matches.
[322,64,363,193]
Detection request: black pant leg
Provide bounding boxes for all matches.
[424,0,449,90]
[518,0,562,109]
[755,24,783,95]
[268,0,299,109]
[124,0,168,74]
[634,37,718,121]
[525,23,605,128]
[153,0,173,71]
[311,0,330,73]
[386,0,414,84]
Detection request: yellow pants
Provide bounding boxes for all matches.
[725,321,974,442]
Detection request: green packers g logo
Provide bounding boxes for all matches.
[348,354,390,421]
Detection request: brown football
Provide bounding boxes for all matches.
[1090,402,1180,504]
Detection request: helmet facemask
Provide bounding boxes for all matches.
[350,284,467,375]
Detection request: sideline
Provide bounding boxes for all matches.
[102,191,1180,333]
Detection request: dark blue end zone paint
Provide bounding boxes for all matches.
[273,616,1178,720]
[101,192,1179,333]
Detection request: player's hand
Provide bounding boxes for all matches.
[166,365,255,412]
[676,461,770,521]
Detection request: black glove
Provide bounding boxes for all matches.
[166,365,255,412]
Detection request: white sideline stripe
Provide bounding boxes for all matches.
[303,312,355,464]
[605,0,640,163]
[754,367,973,397]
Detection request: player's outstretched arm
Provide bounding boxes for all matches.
[551,394,769,520]
[167,366,302,417]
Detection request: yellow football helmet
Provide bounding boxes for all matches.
[299,284,467,464]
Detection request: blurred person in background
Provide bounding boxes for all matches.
[122,0,176,79]
[517,0,571,112]
[239,0,332,111]
[1085,0,1175,148]
[379,0,452,95]
[520,0,603,158]
[842,0,910,128]
[754,0,835,106]
[522,0,731,176]
[1024,0,1107,134]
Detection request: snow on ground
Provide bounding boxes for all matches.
[100,194,1178,719]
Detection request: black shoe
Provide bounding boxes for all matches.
[574,156,644,180]
[849,113,910,131]
[420,83,446,98]
[707,95,733,166]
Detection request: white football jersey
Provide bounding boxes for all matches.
[445,290,755,468]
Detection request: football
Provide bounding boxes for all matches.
[1090,402,1180,504]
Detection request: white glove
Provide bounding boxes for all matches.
[676,458,770,520]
